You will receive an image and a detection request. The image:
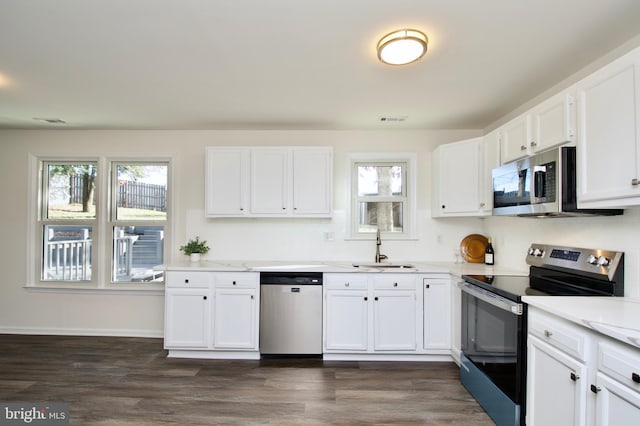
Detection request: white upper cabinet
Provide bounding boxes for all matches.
[432,137,488,217]
[205,148,249,216]
[206,146,333,217]
[500,113,532,163]
[250,148,288,214]
[500,91,575,164]
[482,128,501,214]
[575,47,640,208]
[292,148,333,215]
[531,91,575,152]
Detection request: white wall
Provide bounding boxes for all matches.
[0,128,482,337]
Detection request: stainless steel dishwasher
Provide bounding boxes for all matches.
[259,272,323,356]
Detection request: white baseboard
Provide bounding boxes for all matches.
[0,326,163,339]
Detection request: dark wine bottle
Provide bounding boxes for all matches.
[485,237,495,265]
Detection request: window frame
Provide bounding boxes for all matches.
[347,153,417,240]
[27,154,172,291]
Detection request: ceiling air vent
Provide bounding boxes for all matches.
[379,116,408,123]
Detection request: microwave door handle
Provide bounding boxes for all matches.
[458,282,523,315]
[534,170,546,198]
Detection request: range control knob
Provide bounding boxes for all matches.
[587,254,598,265]
[533,248,544,257]
[597,256,611,267]
[528,247,535,255]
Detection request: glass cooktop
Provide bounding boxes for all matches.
[462,274,549,301]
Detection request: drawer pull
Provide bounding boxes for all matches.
[632,178,639,186]
[345,282,350,287]
[520,145,527,151]
[632,373,640,384]
[590,384,601,394]
[203,296,207,300]
[544,330,553,338]
[375,297,379,301]
[233,281,237,285]
[364,296,368,301]
[425,284,430,289]
[393,283,398,287]
[570,372,579,382]
[184,279,189,284]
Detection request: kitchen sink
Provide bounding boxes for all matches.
[352,263,415,269]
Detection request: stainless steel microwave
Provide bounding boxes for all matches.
[492,147,623,217]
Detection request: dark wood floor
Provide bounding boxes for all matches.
[0,334,493,425]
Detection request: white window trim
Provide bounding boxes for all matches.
[26,153,172,292]
[346,152,417,240]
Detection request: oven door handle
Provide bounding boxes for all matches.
[458,282,524,315]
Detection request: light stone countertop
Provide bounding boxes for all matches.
[166,259,527,277]
[523,296,640,349]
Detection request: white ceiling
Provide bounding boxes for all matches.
[1,0,640,131]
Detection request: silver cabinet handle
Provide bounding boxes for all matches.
[520,145,527,151]
[544,330,553,338]
[632,178,639,186]
[531,141,537,147]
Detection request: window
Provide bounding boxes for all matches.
[110,162,168,283]
[34,157,170,288]
[349,154,416,239]
[41,162,97,281]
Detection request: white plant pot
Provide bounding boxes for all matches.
[189,253,201,262]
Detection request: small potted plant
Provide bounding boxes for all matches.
[179,236,210,262]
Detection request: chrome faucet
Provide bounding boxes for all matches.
[375,229,388,263]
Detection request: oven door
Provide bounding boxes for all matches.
[460,282,526,404]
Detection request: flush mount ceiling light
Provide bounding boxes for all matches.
[377,29,428,65]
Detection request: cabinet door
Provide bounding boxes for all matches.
[165,289,211,348]
[423,279,451,350]
[324,290,369,351]
[205,148,248,216]
[594,372,640,426]
[213,288,257,350]
[250,149,288,214]
[576,48,640,207]
[501,114,532,163]
[432,137,484,217]
[373,290,417,351]
[292,148,332,215]
[482,129,501,214]
[532,91,574,153]
[527,335,588,426]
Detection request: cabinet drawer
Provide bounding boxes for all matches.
[373,276,416,290]
[325,274,368,290]
[215,272,259,288]
[166,271,212,288]
[598,339,640,391]
[529,309,589,361]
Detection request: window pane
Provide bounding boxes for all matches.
[116,164,167,221]
[46,163,97,219]
[113,226,165,282]
[42,225,92,281]
[357,165,403,196]
[358,202,403,233]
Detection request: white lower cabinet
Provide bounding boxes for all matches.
[528,335,588,425]
[213,287,257,349]
[527,307,640,426]
[324,276,369,351]
[164,288,211,348]
[164,270,260,358]
[324,274,419,354]
[373,276,418,351]
[423,277,451,351]
[323,273,451,358]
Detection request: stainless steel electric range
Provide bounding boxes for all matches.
[459,243,624,426]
